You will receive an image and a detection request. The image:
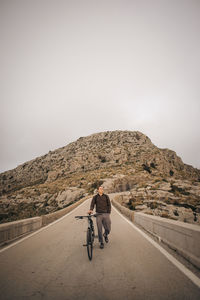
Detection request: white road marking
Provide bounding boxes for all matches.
[0,198,90,254]
[112,205,200,289]
[2,198,200,289]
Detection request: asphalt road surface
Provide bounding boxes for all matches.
[0,198,200,300]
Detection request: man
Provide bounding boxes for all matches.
[88,186,111,249]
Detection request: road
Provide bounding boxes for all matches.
[0,198,200,300]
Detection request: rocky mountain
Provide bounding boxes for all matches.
[0,130,200,224]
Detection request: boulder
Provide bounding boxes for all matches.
[56,188,85,208]
[46,171,59,182]
[135,204,148,211]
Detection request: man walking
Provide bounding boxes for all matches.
[88,186,111,249]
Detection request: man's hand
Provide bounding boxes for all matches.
[88,210,93,215]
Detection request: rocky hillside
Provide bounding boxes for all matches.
[0,130,200,224]
[112,175,200,225]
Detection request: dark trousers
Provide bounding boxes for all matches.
[96,213,111,243]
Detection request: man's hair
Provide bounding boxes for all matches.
[98,186,103,190]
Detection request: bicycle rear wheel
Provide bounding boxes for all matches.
[87,228,93,260]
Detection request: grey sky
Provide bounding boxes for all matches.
[0,0,200,173]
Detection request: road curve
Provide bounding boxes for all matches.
[0,198,200,300]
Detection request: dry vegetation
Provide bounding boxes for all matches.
[0,130,200,224]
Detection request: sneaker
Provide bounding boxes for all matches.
[103,233,109,243]
[100,243,104,249]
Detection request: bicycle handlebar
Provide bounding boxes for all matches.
[75,213,102,219]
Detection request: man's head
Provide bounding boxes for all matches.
[98,186,104,195]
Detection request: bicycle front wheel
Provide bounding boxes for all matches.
[86,228,93,261]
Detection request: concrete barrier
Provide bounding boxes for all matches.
[0,217,42,245]
[112,199,200,269]
[41,196,88,226]
[0,196,89,246]
[112,199,134,223]
[134,212,200,269]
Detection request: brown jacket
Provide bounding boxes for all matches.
[90,193,111,213]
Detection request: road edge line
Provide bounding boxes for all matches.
[0,198,90,254]
[112,205,200,289]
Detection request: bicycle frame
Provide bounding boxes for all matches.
[75,213,101,260]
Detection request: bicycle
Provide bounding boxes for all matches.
[75,213,101,261]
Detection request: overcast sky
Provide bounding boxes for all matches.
[0,0,200,173]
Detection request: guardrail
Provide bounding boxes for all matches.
[112,199,200,269]
[0,196,88,246]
